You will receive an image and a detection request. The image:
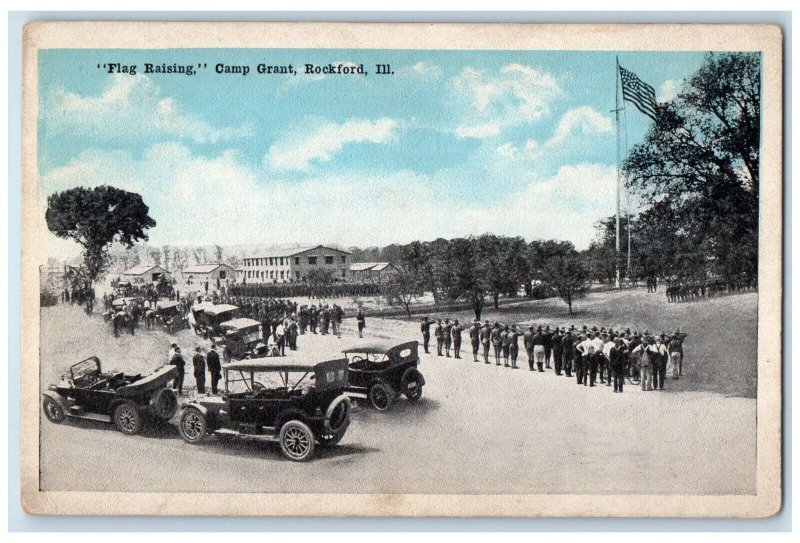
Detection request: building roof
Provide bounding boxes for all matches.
[350,262,394,272]
[245,244,352,258]
[182,263,234,274]
[122,265,169,276]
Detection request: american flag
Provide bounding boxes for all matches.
[619,65,658,121]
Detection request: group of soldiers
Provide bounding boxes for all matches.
[420,317,687,393]
[665,275,757,303]
[230,281,382,299]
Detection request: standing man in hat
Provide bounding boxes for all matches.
[420,317,432,354]
[552,327,564,375]
[532,326,546,372]
[653,333,670,390]
[356,308,366,338]
[442,318,453,358]
[192,346,207,394]
[523,325,534,371]
[543,325,554,369]
[610,338,627,393]
[500,324,510,367]
[668,329,688,378]
[490,322,503,366]
[561,327,575,378]
[170,346,186,395]
[469,320,481,362]
[508,324,521,369]
[207,344,222,394]
[480,320,492,364]
[451,319,463,359]
[434,320,444,357]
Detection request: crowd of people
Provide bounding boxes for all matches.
[419,317,688,393]
[230,281,383,299]
[664,275,757,303]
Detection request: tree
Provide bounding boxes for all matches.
[382,266,425,318]
[46,186,156,282]
[623,52,760,283]
[539,244,588,314]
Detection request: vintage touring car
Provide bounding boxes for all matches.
[153,300,187,333]
[41,357,179,435]
[342,340,425,411]
[192,303,240,342]
[218,317,267,359]
[177,357,351,461]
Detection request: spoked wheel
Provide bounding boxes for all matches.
[401,369,424,401]
[279,420,315,461]
[368,382,393,412]
[42,396,66,423]
[151,388,178,421]
[114,401,143,435]
[178,407,208,443]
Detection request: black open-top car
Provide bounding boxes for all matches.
[41,357,179,435]
[177,356,351,461]
[342,340,425,411]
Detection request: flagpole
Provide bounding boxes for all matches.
[614,55,621,289]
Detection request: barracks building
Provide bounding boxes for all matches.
[241,245,352,283]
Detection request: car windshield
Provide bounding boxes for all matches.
[71,357,100,380]
[226,368,316,395]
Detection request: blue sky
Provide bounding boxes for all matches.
[38,48,710,259]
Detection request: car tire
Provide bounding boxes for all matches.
[113,401,143,435]
[279,420,316,462]
[368,382,393,412]
[401,369,424,401]
[42,396,66,424]
[178,407,208,444]
[151,388,178,421]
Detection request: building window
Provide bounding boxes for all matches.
[270,270,274,279]
[341,256,346,263]
[308,256,317,265]
[295,271,300,279]
[294,257,300,265]
[280,257,284,266]
[325,256,334,265]
[280,271,284,279]
[219,271,226,280]
[342,269,346,278]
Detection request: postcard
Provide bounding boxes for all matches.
[20,21,782,517]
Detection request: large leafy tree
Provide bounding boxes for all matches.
[46,186,156,282]
[623,52,760,281]
[539,243,589,314]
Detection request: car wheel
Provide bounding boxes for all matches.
[42,396,66,423]
[114,401,143,435]
[402,369,424,401]
[179,407,208,443]
[151,388,178,421]
[368,382,393,411]
[279,420,316,461]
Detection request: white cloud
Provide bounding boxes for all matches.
[659,79,681,102]
[452,63,562,139]
[404,61,444,78]
[45,74,252,144]
[495,106,612,162]
[265,117,399,172]
[40,142,616,261]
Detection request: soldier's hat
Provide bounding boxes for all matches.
[591,326,598,332]
[644,329,650,335]
[473,319,480,324]
[537,325,543,332]
[454,319,460,325]
[484,319,490,324]
[528,324,534,330]
[570,325,577,331]
[422,316,429,321]
[170,343,178,348]
[545,324,551,330]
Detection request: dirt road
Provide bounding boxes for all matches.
[39,290,757,495]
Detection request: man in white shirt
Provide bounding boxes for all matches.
[275,322,286,356]
[602,335,616,386]
[589,332,605,387]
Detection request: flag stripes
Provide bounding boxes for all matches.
[619,65,658,121]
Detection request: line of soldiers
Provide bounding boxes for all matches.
[230,281,382,299]
[665,276,757,303]
[420,317,687,393]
